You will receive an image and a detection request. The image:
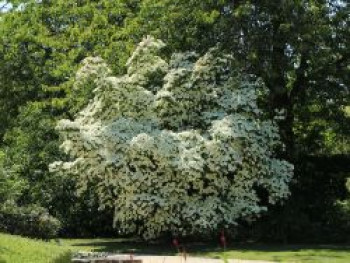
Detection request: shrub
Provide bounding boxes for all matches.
[0,201,61,239]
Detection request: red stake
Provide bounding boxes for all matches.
[172,237,179,248]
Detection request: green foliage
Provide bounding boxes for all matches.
[0,173,25,204]
[0,151,25,203]
[122,0,350,242]
[0,202,61,239]
[241,155,350,243]
[0,2,142,236]
[3,103,67,207]
[0,0,141,139]
[2,102,115,237]
[126,0,350,156]
[0,0,348,241]
[1,1,348,154]
[335,177,350,239]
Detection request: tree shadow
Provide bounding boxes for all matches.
[220,243,350,262]
[68,239,350,261]
[228,243,350,253]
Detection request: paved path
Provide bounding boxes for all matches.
[106,255,275,263]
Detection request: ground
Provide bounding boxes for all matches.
[0,233,349,263]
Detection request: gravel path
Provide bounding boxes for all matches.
[106,255,275,263]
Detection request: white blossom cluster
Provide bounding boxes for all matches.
[50,36,293,239]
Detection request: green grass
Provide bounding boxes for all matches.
[0,233,72,263]
[202,244,350,263]
[1,232,350,263]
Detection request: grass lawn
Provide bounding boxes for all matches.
[0,233,71,263]
[203,244,350,263]
[1,232,350,263]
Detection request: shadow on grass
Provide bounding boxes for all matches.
[226,243,350,253]
[69,239,350,260]
[219,243,350,262]
[52,251,73,263]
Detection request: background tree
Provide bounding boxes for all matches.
[0,150,25,204]
[0,0,348,240]
[0,0,142,140]
[0,0,138,236]
[124,0,350,242]
[127,0,350,156]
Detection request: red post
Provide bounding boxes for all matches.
[172,237,179,248]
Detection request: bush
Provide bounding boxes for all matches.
[0,201,61,239]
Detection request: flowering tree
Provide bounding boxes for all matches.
[50,36,293,239]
